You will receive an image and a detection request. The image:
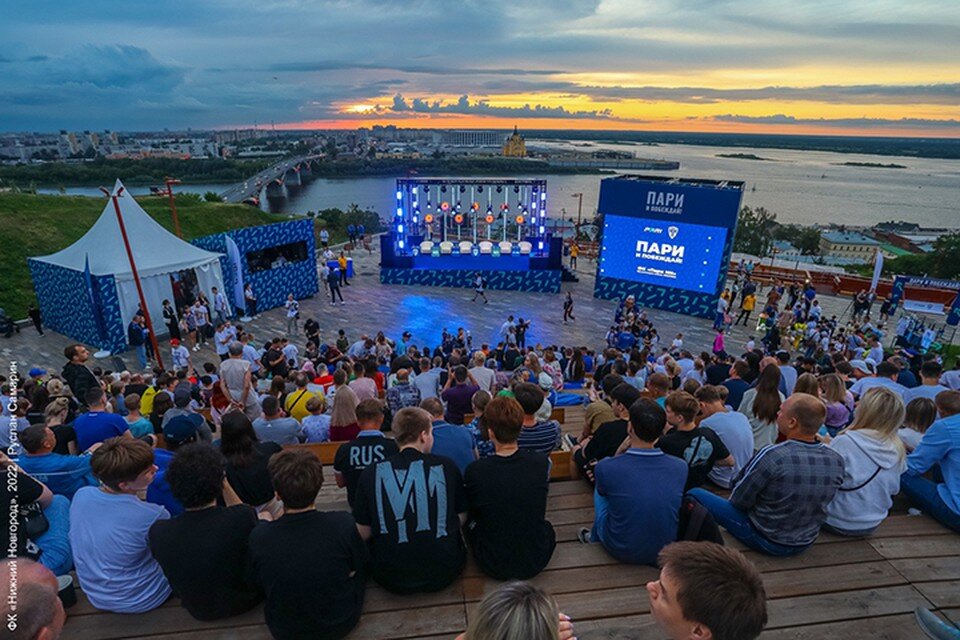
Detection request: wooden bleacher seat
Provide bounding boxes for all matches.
[463,407,565,425]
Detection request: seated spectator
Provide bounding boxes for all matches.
[901,390,960,533]
[580,399,687,565]
[348,361,378,402]
[70,438,172,612]
[659,391,734,491]
[570,382,642,482]
[903,361,949,405]
[219,411,283,516]
[646,372,672,407]
[689,394,845,556]
[334,399,399,507]
[16,424,98,499]
[149,444,263,620]
[464,397,556,580]
[820,373,855,437]
[722,360,752,411]
[162,388,213,443]
[44,396,78,455]
[330,373,361,442]
[386,368,421,414]
[353,407,467,594]
[0,559,66,640]
[582,373,621,439]
[824,387,907,536]
[441,366,481,425]
[302,395,331,443]
[695,385,754,490]
[283,373,321,423]
[648,542,767,640]
[421,397,477,473]
[456,582,573,640]
[899,397,937,452]
[850,361,908,399]
[73,387,131,450]
[738,364,784,451]
[124,393,153,438]
[514,383,561,454]
[249,449,366,639]
[466,390,495,459]
[252,396,304,445]
[1,451,72,577]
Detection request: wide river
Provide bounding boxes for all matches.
[47,140,960,228]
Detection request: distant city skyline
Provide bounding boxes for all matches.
[3,0,959,137]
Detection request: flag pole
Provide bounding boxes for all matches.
[102,186,165,371]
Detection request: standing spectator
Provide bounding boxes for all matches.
[824,387,907,536]
[149,444,263,621]
[413,358,442,400]
[338,251,350,286]
[353,407,467,594]
[60,344,98,407]
[441,366,481,425]
[128,314,149,370]
[284,294,300,335]
[471,272,489,304]
[579,398,687,565]
[170,338,192,375]
[901,390,960,533]
[70,438,172,613]
[689,394,845,556]
[27,303,44,336]
[220,342,261,422]
[243,283,258,319]
[563,291,575,324]
[514,383,561,454]
[648,542,767,640]
[421,398,477,474]
[468,352,496,394]
[192,299,209,350]
[212,286,229,326]
[736,291,756,326]
[328,267,345,305]
[333,399,399,507]
[248,450,366,639]
[464,396,556,580]
[319,227,329,248]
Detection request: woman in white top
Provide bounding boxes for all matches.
[824,387,907,536]
[285,293,299,335]
[737,363,784,451]
[898,397,937,453]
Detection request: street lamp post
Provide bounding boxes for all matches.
[571,192,583,238]
[165,177,183,238]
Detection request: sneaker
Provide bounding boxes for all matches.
[192,345,200,352]
[577,528,592,544]
[915,608,960,639]
[340,301,346,306]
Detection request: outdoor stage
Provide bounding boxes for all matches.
[379,178,566,293]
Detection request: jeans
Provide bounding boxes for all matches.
[134,343,147,368]
[246,299,257,317]
[286,316,298,335]
[37,495,72,576]
[340,269,349,286]
[687,488,810,557]
[215,310,228,326]
[590,488,610,545]
[901,473,960,533]
[331,285,344,303]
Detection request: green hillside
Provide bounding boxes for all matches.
[0,192,285,315]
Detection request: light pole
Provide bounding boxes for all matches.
[164,177,183,238]
[571,192,583,238]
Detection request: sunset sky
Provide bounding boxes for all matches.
[3,0,959,136]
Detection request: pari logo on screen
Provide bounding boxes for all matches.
[645,190,684,215]
[635,225,685,265]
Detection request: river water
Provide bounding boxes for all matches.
[42,140,960,228]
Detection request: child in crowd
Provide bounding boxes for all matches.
[301,396,331,443]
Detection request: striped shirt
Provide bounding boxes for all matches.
[517,420,561,454]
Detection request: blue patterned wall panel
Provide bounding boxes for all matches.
[28,260,126,353]
[380,268,561,293]
[193,219,319,312]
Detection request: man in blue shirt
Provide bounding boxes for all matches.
[73,387,132,451]
[16,425,98,499]
[579,398,687,565]
[420,398,476,473]
[901,390,960,533]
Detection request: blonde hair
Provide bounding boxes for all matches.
[330,385,358,428]
[465,582,559,640]
[819,374,847,405]
[793,373,820,398]
[846,387,906,459]
[44,397,70,421]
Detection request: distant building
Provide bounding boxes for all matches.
[819,231,880,262]
[441,130,503,147]
[502,126,526,157]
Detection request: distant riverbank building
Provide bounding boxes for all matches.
[502,126,527,157]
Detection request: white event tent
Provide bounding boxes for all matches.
[32,180,226,340]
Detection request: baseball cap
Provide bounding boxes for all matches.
[173,387,193,408]
[163,414,202,447]
[28,368,47,377]
[849,359,873,375]
[170,338,180,346]
[538,372,553,390]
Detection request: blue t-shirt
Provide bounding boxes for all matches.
[16,452,98,499]
[722,379,750,412]
[69,487,172,613]
[594,449,687,565]
[74,411,130,451]
[431,421,476,474]
[148,449,182,516]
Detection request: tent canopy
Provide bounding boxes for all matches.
[32,179,223,281]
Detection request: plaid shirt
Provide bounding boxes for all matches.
[386,382,421,414]
[730,440,844,547]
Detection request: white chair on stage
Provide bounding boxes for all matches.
[518,241,533,255]
[419,241,434,254]
[479,241,494,254]
[439,241,454,254]
[498,241,513,254]
[459,241,474,254]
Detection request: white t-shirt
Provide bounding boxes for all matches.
[702,411,755,489]
[171,345,190,370]
[285,300,299,318]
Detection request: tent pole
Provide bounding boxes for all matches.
[106,186,165,371]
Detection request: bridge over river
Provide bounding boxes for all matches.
[219,154,324,204]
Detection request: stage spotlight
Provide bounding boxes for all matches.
[515,215,525,224]
[500,203,509,211]
[485,214,494,224]
[471,202,479,211]
[425,214,434,223]
[454,214,464,224]
[441,202,450,211]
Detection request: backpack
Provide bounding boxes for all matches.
[677,496,724,544]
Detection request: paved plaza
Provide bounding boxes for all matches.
[3,244,870,375]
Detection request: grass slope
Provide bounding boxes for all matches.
[0,193,286,316]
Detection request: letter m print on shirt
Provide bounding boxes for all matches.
[375,460,448,543]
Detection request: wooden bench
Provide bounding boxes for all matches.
[285,441,573,481]
[462,406,566,425]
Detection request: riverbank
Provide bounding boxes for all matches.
[0,157,273,188]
